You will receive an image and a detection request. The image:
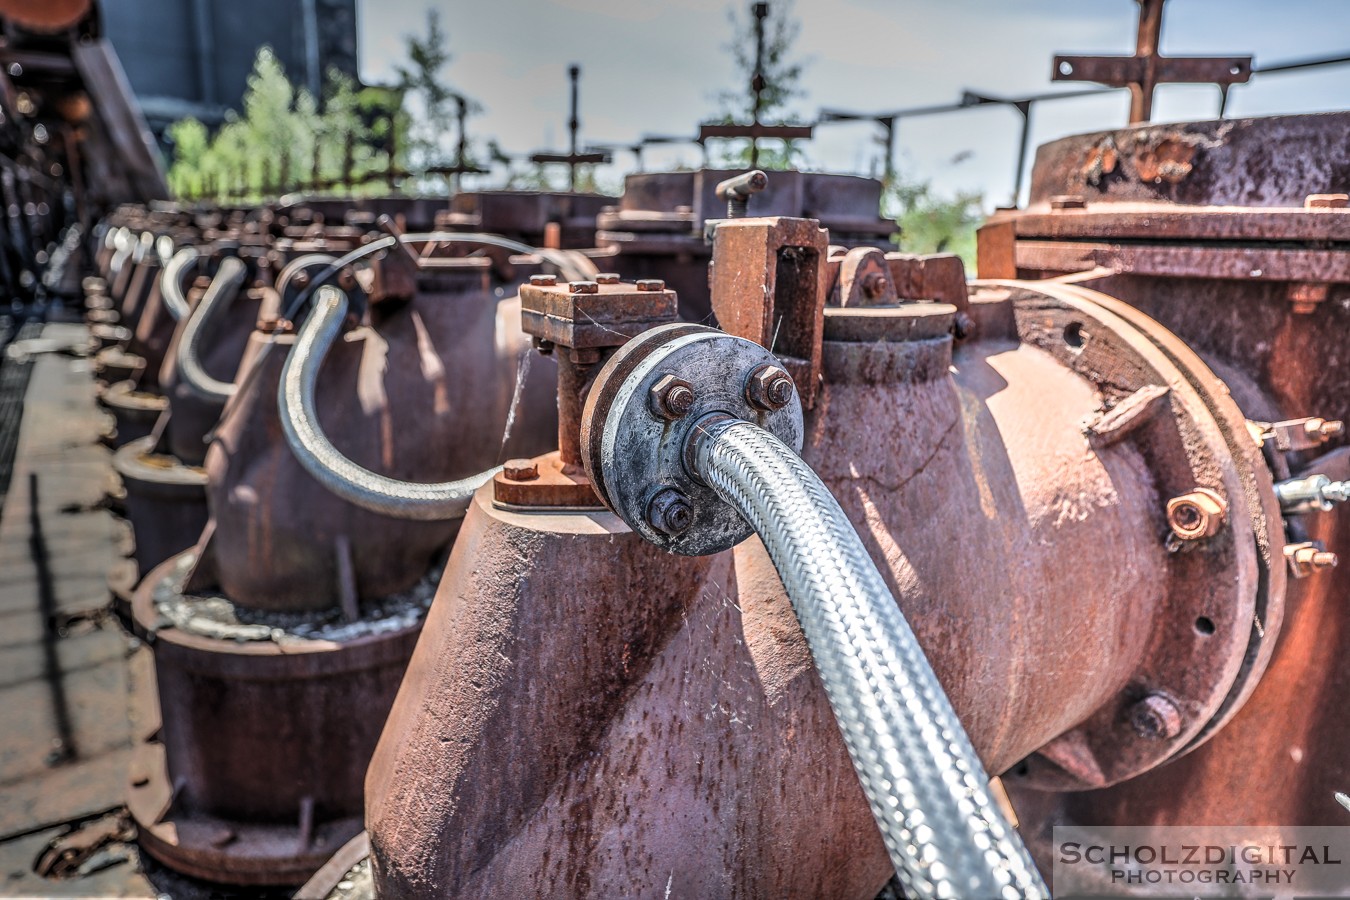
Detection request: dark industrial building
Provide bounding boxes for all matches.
[100,0,360,135]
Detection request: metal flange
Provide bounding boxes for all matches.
[581,324,803,555]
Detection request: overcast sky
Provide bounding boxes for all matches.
[355,0,1349,206]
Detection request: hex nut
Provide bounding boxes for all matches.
[647,488,694,536]
[745,364,795,411]
[1166,488,1227,541]
[1305,193,1349,209]
[1050,195,1088,211]
[636,279,666,292]
[595,272,621,284]
[649,375,696,421]
[1130,694,1182,741]
[503,458,539,481]
[568,280,599,294]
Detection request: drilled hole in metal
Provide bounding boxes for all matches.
[1195,616,1216,636]
[1063,322,1087,349]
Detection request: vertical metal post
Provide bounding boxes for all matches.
[1012,100,1032,208]
[749,1,768,168]
[567,64,580,191]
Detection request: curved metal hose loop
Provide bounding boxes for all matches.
[277,284,500,521]
[176,256,248,402]
[689,417,1049,900]
[159,247,198,321]
[281,232,586,323]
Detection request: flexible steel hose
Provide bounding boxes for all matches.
[689,415,1048,900]
[277,285,499,521]
[159,247,197,321]
[176,256,248,402]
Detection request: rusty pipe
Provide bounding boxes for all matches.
[175,256,248,402]
[277,285,500,521]
[159,247,197,321]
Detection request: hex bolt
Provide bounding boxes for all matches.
[861,271,889,299]
[568,280,599,294]
[1050,195,1088,211]
[1286,542,1339,577]
[529,274,557,287]
[1305,193,1349,209]
[1130,694,1182,741]
[745,364,796,411]
[1165,488,1227,541]
[649,375,696,421]
[595,272,621,284]
[503,459,539,481]
[636,279,666,292]
[648,488,694,536]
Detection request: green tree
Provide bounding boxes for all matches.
[884,174,985,268]
[712,1,808,169]
[395,9,470,183]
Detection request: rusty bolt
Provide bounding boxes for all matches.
[1306,418,1344,442]
[1165,488,1227,541]
[636,279,666,292]
[529,274,557,287]
[648,488,694,536]
[503,459,539,482]
[1130,694,1182,741]
[649,375,696,421]
[745,364,795,412]
[568,280,599,294]
[291,270,311,289]
[1305,193,1349,209]
[1286,542,1339,577]
[1288,282,1329,315]
[1050,195,1088,211]
[595,272,621,285]
[861,271,889,299]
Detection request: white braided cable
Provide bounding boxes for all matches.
[692,416,1048,900]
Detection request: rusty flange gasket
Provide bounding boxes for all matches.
[984,279,1285,791]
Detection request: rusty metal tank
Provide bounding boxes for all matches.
[977,111,1350,878]
[351,210,1288,898]
[125,227,572,886]
[592,168,895,322]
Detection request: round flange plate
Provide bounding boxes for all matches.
[582,324,803,556]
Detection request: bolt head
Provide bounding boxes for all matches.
[529,274,557,287]
[1050,195,1087,211]
[636,279,666,292]
[648,488,694,536]
[1305,193,1349,209]
[649,374,696,421]
[746,364,795,411]
[1130,694,1182,740]
[1166,488,1227,541]
[503,458,539,481]
[595,272,621,284]
[568,280,599,294]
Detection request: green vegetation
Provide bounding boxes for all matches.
[165,11,461,201]
[711,1,809,170]
[885,172,985,269]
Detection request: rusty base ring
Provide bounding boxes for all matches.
[128,552,424,886]
[987,280,1285,791]
[128,740,364,887]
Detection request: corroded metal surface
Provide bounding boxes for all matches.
[204,264,557,612]
[127,552,420,886]
[982,109,1349,888]
[362,245,1280,896]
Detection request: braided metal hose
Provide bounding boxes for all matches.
[688,415,1048,900]
[277,285,499,521]
[159,247,197,321]
[176,256,248,401]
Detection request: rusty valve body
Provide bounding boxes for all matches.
[360,211,1284,898]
